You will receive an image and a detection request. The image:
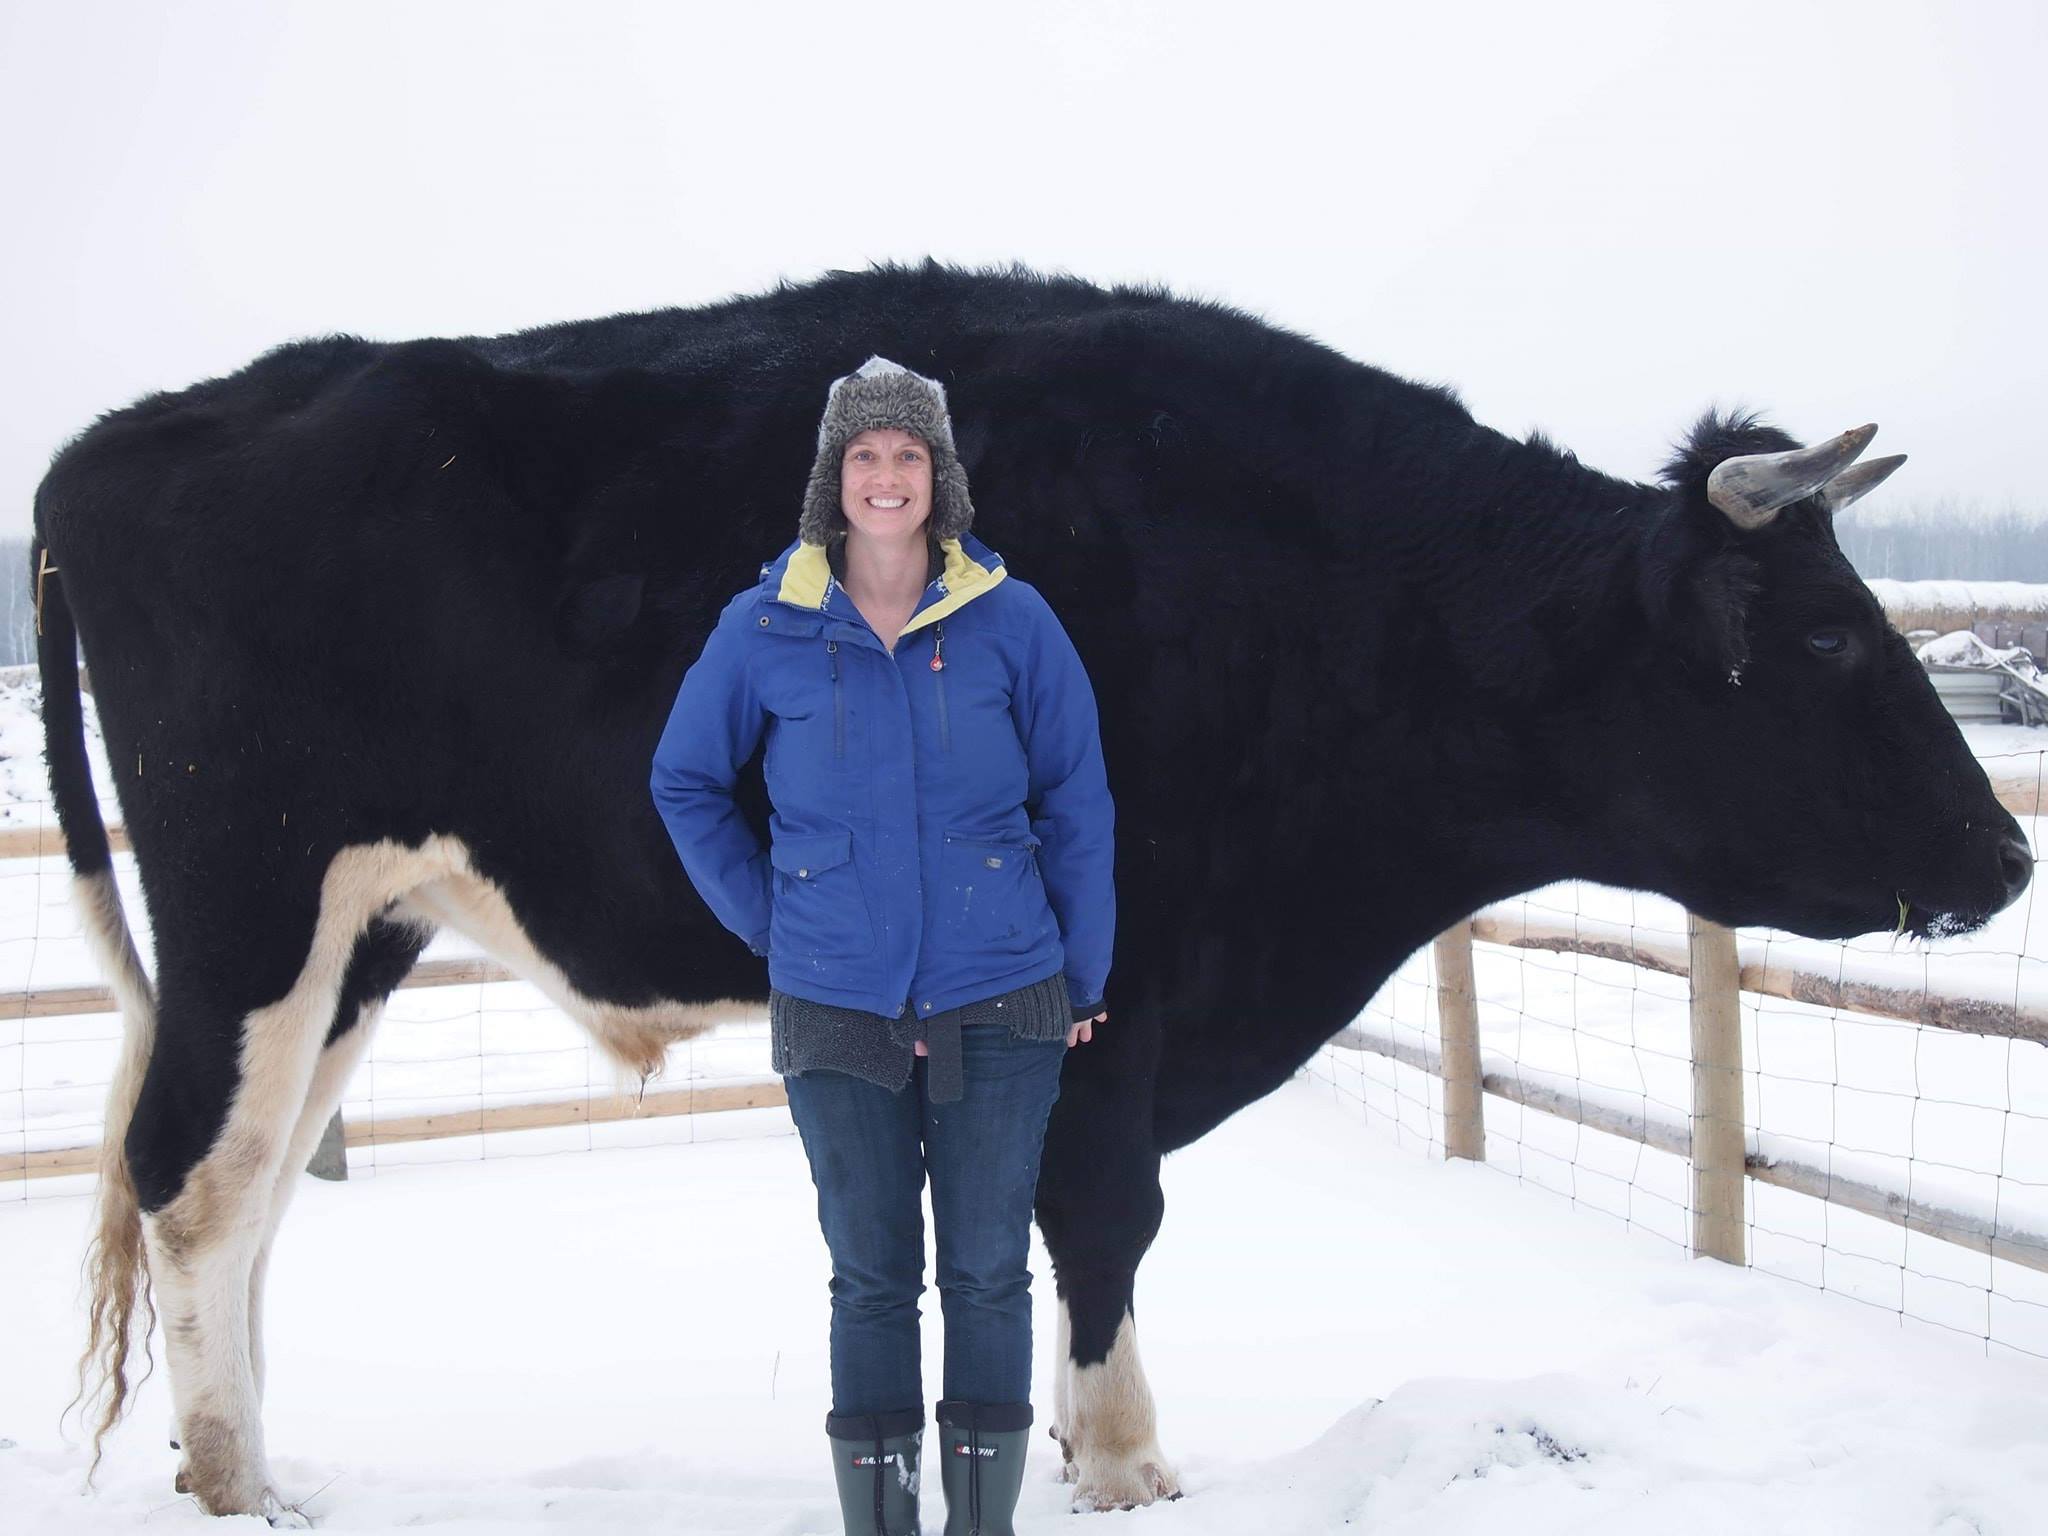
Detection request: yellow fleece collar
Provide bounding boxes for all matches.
[775,538,1006,633]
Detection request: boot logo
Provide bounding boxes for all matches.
[952,1443,1000,1458]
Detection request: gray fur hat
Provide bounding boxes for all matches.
[798,356,976,545]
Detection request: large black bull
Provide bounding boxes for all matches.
[36,262,2027,1521]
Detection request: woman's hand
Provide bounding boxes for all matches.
[1067,1010,1106,1047]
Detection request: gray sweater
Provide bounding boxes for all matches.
[770,971,1077,1102]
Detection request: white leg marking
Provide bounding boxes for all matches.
[1066,1309,1180,1511]
[391,851,763,1080]
[148,832,754,1517]
[151,842,461,1518]
[142,835,761,1523]
[1051,1295,1078,1481]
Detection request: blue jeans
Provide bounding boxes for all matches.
[784,1021,1067,1417]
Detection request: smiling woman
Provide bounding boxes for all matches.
[650,355,1114,1535]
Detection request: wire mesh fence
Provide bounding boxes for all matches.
[1309,748,2048,1359]
[12,671,2048,1363]
[0,814,789,1199]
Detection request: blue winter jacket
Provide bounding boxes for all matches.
[649,533,1114,1024]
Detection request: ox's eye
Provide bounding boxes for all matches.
[1807,629,1850,657]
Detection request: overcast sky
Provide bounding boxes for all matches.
[3,0,2041,539]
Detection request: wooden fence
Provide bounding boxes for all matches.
[1334,909,2048,1275]
[11,804,2048,1284]
[1,819,782,1182]
[1317,769,2048,1273]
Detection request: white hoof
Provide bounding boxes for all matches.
[1070,1447,1180,1511]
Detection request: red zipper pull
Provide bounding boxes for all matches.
[930,625,946,672]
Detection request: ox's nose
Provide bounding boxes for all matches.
[1999,833,2034,904]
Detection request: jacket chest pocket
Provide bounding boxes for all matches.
[937,830,1048,957]
[770,829,876,961]
[759,646,848,766]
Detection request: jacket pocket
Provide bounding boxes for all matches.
[937,829,1049,958]
[770,829,876,960]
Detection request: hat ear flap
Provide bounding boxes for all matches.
[798,450,842,546]
[932,460,975,540]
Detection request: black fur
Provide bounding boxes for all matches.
[33,261,2025,1387]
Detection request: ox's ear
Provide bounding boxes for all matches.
[557,572,645,656]
[1638,505,1759,680]
[1639,411,1797,678]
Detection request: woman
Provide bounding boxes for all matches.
[650,356,1113,1535]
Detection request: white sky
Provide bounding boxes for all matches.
[3,0,2042,538]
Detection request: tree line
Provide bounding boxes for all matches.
[1833,500,2048,584]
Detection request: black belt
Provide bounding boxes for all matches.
[923,1009,966,1103]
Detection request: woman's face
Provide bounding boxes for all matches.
[840,428,934,545]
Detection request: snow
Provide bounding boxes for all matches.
[6,1081,2048,1532]
[0,665,110,830]
[1918,630,2034,670]
[10,670,2048,1528]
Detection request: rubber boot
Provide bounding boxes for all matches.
[825,1408,923,1535]
[936,1400,1033,1536]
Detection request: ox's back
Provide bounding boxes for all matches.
[37,267,1547,1000]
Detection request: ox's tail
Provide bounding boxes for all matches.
[37,533,161,1475]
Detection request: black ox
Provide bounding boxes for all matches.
[37,262,2028,1522]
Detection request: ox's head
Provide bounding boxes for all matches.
[1619,415,2031,940]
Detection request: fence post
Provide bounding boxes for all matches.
[1687,913,1746,1265]
[306,1109,348,1182]
[1434,921,1485,1161]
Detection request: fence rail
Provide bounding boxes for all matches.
[10,813,2048,1303]
[1468,909,2048,1042]
[1327,904,2048,1280]
[0,816,776,1184]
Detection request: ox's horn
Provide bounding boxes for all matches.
[1818,453,1908,515]
[1706,423,1878,530]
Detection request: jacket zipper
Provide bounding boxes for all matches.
[931,623,950,753]
[826,640,845,759]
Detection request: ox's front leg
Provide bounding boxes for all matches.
[1049,1272,1178,1509]
[1036,1036,1180,1510]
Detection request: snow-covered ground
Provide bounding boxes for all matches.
[8,678,2048,1528]
[8,1078,2048,1534]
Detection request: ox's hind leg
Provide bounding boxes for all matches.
[1036,1021,1180,1510]
[137,974,330,1524]
[135,845,454,1522]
